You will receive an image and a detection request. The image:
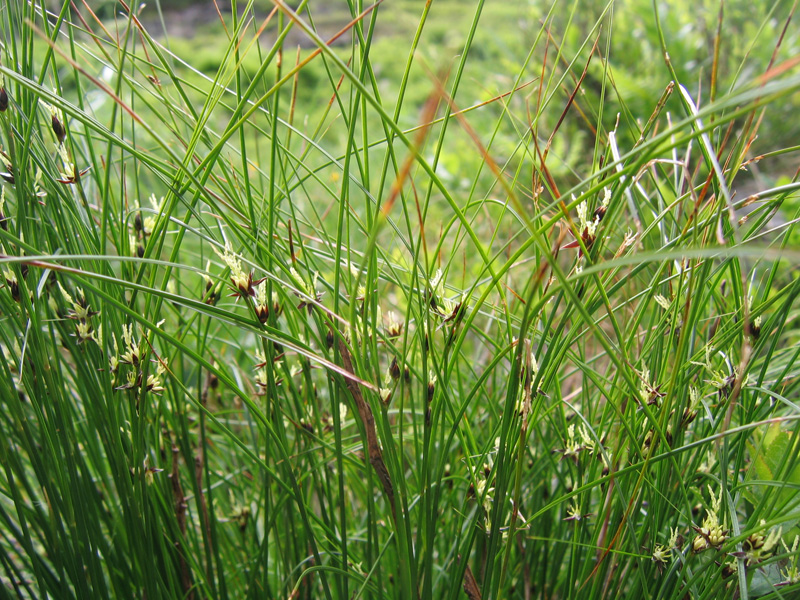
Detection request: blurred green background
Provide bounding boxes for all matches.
[82,0,800,171]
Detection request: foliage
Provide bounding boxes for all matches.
[0,1,799,599]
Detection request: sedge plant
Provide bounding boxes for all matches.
[0,0,799,599]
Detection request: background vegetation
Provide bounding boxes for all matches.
[0,0,799,599]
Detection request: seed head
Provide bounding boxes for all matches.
[254,280,270,323]
[0,186,7,230]
[0,152,14,185]
[379,386,392,405]
[325,328,335,350]
[119,323,142,366]
[215,243,264,299]
[47,100,67,144]
[652,543,671,567]
[385,311,404,339]
[692,487,728,552]
[389,356,401,380]
[563,501,591,522]
[52,113,66,144]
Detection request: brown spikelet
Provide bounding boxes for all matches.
[52,114,66,144]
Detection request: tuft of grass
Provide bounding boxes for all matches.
[0,1,799,599]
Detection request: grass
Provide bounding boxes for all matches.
[1,0,800,598]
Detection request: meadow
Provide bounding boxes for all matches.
[0,0,800,598]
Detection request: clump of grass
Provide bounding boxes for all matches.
[0,1,799,599]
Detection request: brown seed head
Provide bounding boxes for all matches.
[52,114,66,144]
